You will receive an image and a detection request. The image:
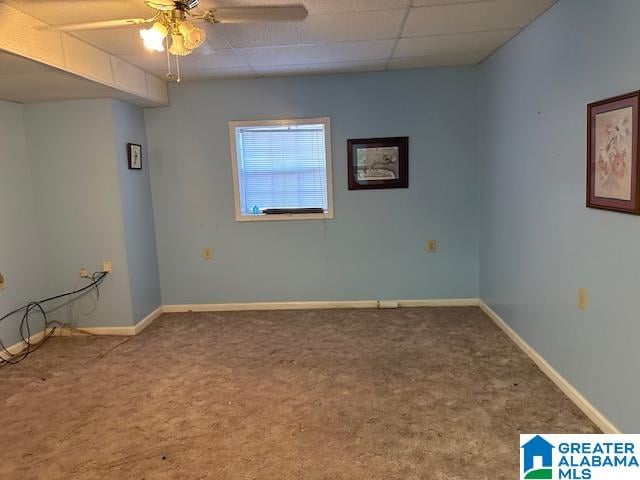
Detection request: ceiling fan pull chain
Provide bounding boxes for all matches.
[176,55,181,83]
[165,35,174,81]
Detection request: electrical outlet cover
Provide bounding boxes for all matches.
[0,272,5,290]
[102,260,112,273]
[203,247,213,260]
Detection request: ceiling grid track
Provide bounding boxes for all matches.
[385,0,414,71]
[211,27,260,78]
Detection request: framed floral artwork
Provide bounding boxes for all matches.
[347,137,408,190]
[587,91,640,214]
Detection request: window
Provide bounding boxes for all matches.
[229,117,333,221]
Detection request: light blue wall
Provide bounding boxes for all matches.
[144,69,479,304]
[479,0,640,432]
[0,101,48,346]
[0,98,162,338]
[112,100,161,322]
[24,100,136,328]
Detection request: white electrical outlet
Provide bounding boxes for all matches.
[102,260,112,273]
[80,268,90,278]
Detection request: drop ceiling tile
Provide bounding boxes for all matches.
[1,0,556,82]
[254,60,387,76]
[388,50,490,69]
[121,48,245,75]
[200,0,411,14]
[403,0,555,37]
[239,40,394,67]
[215,9,406,48]
[394,28,518,57]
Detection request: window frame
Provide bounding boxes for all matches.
[228,117,334,222]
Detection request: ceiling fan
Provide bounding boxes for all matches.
[47,0,308,81]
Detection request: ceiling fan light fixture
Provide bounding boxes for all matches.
[183,25,206,50]
[168,33,193,56]
[144,0,177,11]
[140,22,168,52]
[178,0,200,10]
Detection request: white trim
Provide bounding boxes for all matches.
[398,298,479,307]
[1,330,47,360]
[52,305,164,336]
[0,306,165,342]
[478,300,621,434]
[162,298,479,313]
[228,117,334,222]
[52,326,135,336]
[234,212,332,222]
[134,306,164,334]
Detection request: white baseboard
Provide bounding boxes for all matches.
[1,330,48,360]
[478,300,620,434]
[53,305,164,337]
[398,298,479,307]
[3,301,477,351]
[134,306,164,334]
[15,306,166,339]
[52,325,135,336]
[163,298,479,313]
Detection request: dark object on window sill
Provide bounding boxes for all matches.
[262,208,325,215]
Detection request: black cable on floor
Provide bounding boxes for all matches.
[0,271,109,366]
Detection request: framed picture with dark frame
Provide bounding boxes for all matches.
[128,143,142,170]
[347,137,408,190]
[587,91,640,214]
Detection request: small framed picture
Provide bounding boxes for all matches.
[587,91,640,214]
[128,143,142,170]
[348,137,408,190]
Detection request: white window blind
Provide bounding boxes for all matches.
[230,118,332,220]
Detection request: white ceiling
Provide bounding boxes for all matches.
[3,0,556,80]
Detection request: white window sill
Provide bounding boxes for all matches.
[235,212,334,222]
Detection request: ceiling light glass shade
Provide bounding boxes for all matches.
[183,26,206,50]
[178,20,195,36]
[168,34,193,56]
[139,22,167,52]
[184,27,207,50]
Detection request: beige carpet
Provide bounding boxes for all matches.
[0,307,598,479]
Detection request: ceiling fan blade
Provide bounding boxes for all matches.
[209,5,308,24]
[45,18,152,32]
